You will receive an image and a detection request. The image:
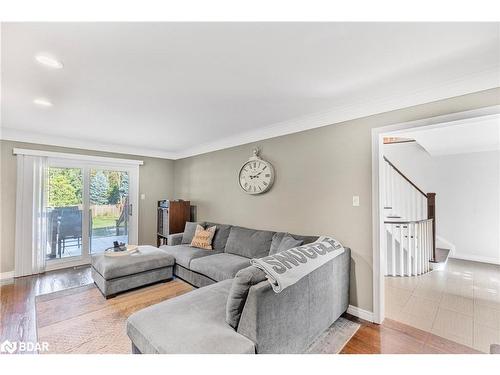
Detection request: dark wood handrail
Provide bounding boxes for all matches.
[427,193,436,262]
[383,156,427,198]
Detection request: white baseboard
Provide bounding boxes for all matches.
[0,271,15,281]
[347,304,374,322]
[450,253,500,265]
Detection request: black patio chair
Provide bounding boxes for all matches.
[57,207,83,257]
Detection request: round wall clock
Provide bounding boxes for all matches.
[238,148,275,195]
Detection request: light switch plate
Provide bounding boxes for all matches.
[140,193,146,200]
[352,195,360,207]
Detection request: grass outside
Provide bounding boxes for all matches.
[92,215,119,229]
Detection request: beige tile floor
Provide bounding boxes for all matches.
[385,258,500,353]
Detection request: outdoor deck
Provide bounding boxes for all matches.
[46,234,128,259]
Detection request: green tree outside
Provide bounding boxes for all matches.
[48,168,82,207]
[49,174,80,207]
[48,167,128,208]
[90,171,109,205]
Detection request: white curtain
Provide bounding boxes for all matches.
[15,155,49,276]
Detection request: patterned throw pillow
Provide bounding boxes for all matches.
[190,224,217,250]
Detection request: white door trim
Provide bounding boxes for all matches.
[371,104,500,324]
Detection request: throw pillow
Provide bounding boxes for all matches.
[269,232,286,255]
[276,233,303,252]
[181,222,205,244]
[226,266,267,329]
[190,224,216,250]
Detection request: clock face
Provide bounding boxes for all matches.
[239,159,274,194]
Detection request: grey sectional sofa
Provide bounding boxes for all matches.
[126,222,351,354]
[162,222,319,288]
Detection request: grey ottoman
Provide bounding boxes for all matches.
[91,245,175,298]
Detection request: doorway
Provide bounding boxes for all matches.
[371,105,500,324]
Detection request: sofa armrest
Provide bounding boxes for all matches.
[236,248,351,354]
[167,233,183,246]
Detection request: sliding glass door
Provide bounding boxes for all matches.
[47,166,84,260]
[89,169,129,253]
[45,159,138,269]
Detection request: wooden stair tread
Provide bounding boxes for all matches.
[434,248,450,263]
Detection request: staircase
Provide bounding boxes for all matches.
[383,157,436,276]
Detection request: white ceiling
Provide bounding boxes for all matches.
[1,22,499,159]
[400,114,500,156]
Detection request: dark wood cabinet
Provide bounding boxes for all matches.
[157,200,191,246]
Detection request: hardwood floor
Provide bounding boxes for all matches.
[341,314,481,354]
[0,267,482,354]
[0,266,93,354]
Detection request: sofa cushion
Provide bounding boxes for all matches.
[225,226,275,259]
[91,245,174,280]
[276,234,303,253]
[127,279,255,354]
[182,222,205,244]
[226,266,267,329]
[159,244,218,268]
[269,232,319,255]
[190,253,251,282]
[205,222,232,251]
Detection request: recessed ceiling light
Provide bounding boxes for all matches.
[35,54,63,69]
[33,98,53,107]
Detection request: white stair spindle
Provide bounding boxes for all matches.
[419,222,423,274]
[416,193,420,220]
[389,166,393,214]
[386,163,390,209]
[399,225,404,276]
[407,224,411,276]
[391,224,396,276]
[396,175,403,216]
[424,222,427,273]
[425,221,429,272]
[413,191,416,221]
[419,223,423,275]
[390,167,396,215]
[412,222,417,275]
[416,222,420,275]
[429,221,432,271]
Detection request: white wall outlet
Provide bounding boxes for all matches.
[352,195,360,207]
[140,193,146,200]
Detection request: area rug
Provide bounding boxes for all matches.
[36,280,359,354]
[305,317,360,354]
[36,280,193,354]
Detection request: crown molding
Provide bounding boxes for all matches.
[1,66,499,160]
[175,67,500,159]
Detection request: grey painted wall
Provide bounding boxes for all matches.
[0,140,175,274]
[173,88,500,312]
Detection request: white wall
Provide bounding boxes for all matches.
[384,142,500,264]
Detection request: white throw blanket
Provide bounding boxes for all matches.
[250,236,345,293]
